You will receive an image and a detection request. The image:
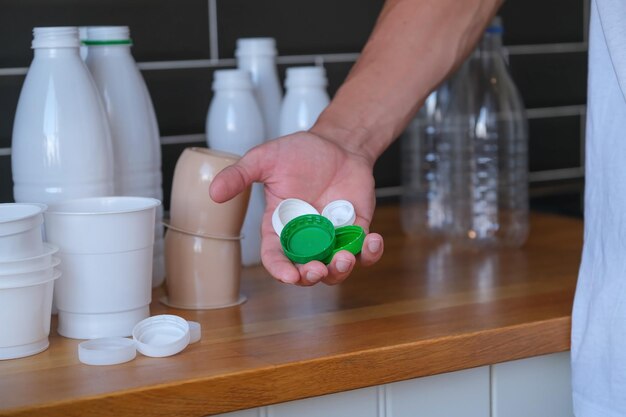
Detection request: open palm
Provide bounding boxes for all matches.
[210,131,384,285]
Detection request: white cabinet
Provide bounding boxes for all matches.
[491,351,573,417]
[386,366,490,417]
[212,353,572,417]
[269,386,378,417]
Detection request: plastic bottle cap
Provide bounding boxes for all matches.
[188,321,202,344]
[285,66,328,89]
[132,315,190,358]
[323,225,366,264]
[321,200,356,228]
[212,69,254,91]
[78,337,137,366]
[280,215,336,264]
[235,38,277,57]
[272,199,320,236]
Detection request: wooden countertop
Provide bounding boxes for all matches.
[0,205,583,417]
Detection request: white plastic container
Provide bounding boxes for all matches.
[44,197,160,339]
[0,243,58,274]
[279,66,330,136]
[0,203,46,261]
[0,257,60,286]
[0,269,60,360]
[236,38,282,140]
[11,27,114,204]
[84,26,165,287]
[206,69,265,266]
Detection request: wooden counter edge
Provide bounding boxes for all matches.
[2,315,571,417]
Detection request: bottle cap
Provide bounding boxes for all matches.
[321,200,356,228]
[212,69,254,91]
[322,225,366,264]
[32,27,80,49]
[285,66,328,89]
[280,215,336,264]
[272,198,320,236]
[132,315,190,358]
[83,26,132,45]
[78,337,137,366]
[235,38,277,57]
[188,321,202,344]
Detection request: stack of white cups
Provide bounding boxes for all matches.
[0,204,60,360]
[83,26,165,288]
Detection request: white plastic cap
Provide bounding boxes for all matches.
[78,337,137,366]
[272,198,320,236]
[212,69,254,91]
[85,26,131,41]
[132,315,190,358]
[322,200,356,228]
[188,321,202,344]
[285,66,328,89]
[235,38,277,57]
[32,27,80,49]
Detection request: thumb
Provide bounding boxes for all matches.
[209,148,265,203]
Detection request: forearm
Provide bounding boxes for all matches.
[311,0,501,163]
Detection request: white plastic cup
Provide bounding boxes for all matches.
[0,203,47,261]
[0,243,58,275]
[0,269,60,360]
[44,197,160,339]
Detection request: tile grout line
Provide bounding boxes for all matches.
[583,0,591,43]
[580,106,587,171]
[0,42,588,76]
[526,104,586,119]
[208,0,219,62]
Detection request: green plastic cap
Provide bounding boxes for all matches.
[280,214,336,264]
[323,225,366,264]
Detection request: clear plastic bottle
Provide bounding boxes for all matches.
[206,69,265,266]
[401,81,453,237]
[236,38,282,140]
[84,26,165,287]
[279,66,330,136]
[446,17,528,247]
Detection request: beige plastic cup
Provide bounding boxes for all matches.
[163,226,245,309]
[169,147,250,237]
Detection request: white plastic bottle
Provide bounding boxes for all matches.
[12,26,114,204]
[78,26,88,60]
[236,38,282,140]
[279,66,330,136]
[84,26,165,287]
[206,69,265,266]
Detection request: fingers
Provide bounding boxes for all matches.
[360,233,384,266]
[322,251,356,285]
[295,261,328,286]
[209,148,265,203]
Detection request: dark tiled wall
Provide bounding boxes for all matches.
[0,0,588,213]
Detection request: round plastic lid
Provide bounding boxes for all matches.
[78,337,136,366]
[323,225,366,264]
[188,321,202,344]
[280,215,336,264]
[321,200,356,228]
[132,315,190,358]
[272,198,319,236]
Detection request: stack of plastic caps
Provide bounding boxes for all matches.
[272,199,365,264]
[78,315,202,365]
[0,203,60,360]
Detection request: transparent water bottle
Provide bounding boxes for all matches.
[446,17,528,247]
[401,81,453,237]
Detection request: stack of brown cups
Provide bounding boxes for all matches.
[163,148,251,309]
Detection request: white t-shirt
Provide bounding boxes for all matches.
[572,0,626,415]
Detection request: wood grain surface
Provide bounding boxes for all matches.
[0,204,583,417]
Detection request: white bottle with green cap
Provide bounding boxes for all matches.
[12,26,114,204]
[84,26,166,287]
[236,38,282,140]
[206,69,265,266]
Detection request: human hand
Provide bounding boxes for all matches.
[209,131,384,286]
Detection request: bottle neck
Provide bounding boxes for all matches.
[477,33,503,56]
[34,47,81,59]
[86,45,132,57]
[238,55,276,69]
